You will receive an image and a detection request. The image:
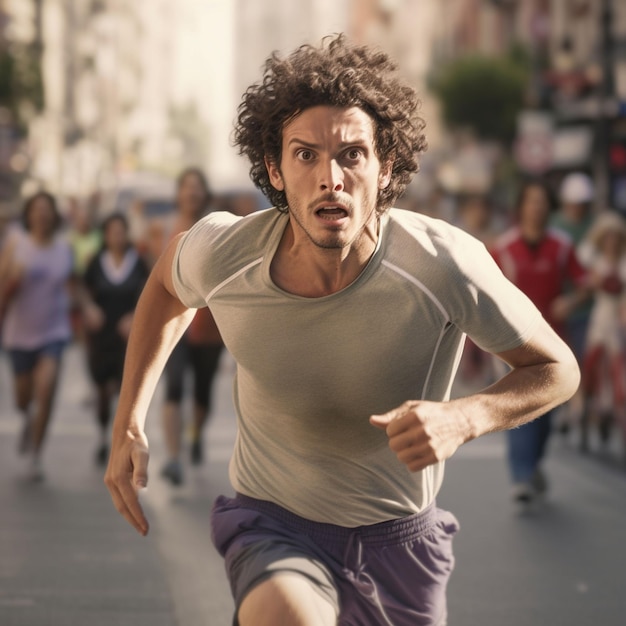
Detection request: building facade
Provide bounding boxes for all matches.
[9,0,624,209]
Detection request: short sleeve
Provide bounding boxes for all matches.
[444,231,542,354]
[171,212,239,308]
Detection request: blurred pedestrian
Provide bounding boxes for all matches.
[552,172,595,246]
[66,194,102,343]
[81,213,149,466]
[550,172,596,436]
[579,211,626,456]
[455,193,498,249]
[105,36,579,625]
[492,179,588,506]
[159,167,225,485]
[455,194,499,390]
[0,191,73,481]
[67,193,102,276]
[551,171,595,359]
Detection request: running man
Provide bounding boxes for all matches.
[105,36,579,625]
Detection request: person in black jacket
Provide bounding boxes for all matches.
[82,213,149,465]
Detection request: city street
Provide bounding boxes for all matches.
[1,343,625,626]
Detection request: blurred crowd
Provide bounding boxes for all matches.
[0,167,260,483]
[1,165,625,486]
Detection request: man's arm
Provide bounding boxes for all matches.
[104,234,196,535]
[370,318,580,472]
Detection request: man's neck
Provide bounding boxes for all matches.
[270,219,379,297]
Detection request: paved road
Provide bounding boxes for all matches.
[1,344,625,625]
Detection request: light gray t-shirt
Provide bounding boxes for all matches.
[172,208,541,526]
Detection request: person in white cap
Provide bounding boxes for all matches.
[552,172,595,247]
[550,172,595,441]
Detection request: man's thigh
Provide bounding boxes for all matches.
[238,573,337,626]
[211,496,340,624]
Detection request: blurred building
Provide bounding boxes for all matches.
[0,0,234,205]
[430,0,626,209]
[20,0,240,203]
[383,0,626,211]
[9,0,443,204]
[6,0,624,213]
[0,0,39,213]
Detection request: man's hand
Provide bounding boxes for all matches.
[102,234,195,536]
[370,400,471,472]
[371,323,580,473]
[104,429,150,536]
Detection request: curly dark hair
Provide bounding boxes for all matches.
[233,34,427,213]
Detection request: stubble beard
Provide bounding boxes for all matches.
[285,188,379,251]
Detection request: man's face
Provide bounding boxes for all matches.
[265,106,391,250]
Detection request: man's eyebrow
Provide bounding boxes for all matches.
[287,138,320,148]
[286,137,369,148]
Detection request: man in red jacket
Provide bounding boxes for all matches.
[493,179,588,506]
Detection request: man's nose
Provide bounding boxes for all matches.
[319,159,344,192]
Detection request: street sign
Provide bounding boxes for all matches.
[514,111,554,174]
[514,134,553,174]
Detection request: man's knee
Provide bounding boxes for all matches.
[238,573,337,626]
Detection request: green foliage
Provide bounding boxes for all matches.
[0,44,44,125]
[431,50,530,144]
[0,50,16,107]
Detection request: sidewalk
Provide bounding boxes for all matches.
[0,346,176,626]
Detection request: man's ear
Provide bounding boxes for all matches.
[378,161,393,190]
[265,156,284,191]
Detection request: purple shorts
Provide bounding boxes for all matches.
[211,493,460,626]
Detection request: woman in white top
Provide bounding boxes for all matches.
[579,211,626,453]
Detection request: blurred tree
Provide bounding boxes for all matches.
[431,49,530,145]
[0,0,44,128]
[0,43,43,130]
[0,49,14,106]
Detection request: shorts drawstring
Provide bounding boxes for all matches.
[342,531,395,626]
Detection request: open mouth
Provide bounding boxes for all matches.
[315,206,349,220]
